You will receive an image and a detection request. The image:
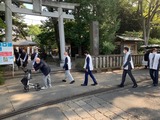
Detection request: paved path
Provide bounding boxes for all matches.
[3,80,160,120]
[0,69,152,119]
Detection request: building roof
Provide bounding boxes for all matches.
[13,40,37,46]
[141,44,160,48]
[116,35,144,42]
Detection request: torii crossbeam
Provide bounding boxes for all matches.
[0,0,79,65]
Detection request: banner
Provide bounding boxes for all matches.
[0,42,14,65]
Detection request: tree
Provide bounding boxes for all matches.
[137,0,160,45]
[0,1,28,41]
[117,0,141,34]
[65,0,120,54]
[28,24,42,42]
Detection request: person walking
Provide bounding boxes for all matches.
[33,57,52,90]
[20,49,28,68]
[81,51,98,86]
[31,47,39,66]
[62,52,75,84]
[149,48,160,86]
[118,47,138,88]
[14,48,21,68]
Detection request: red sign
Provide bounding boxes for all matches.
[0,52,12,56]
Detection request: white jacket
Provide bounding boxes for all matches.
[152,54,160,70]
[123,52,134,70]
[83,54,93,70]
[66,56,71,70]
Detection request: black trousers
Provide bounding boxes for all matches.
[120,70,137,85]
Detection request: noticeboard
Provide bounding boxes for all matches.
[0,42,14,65]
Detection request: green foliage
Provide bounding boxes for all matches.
[150,26,160,39]
[64,0,120,55]
[12,15,28,41]
[0,18,5,28]
[117,0,141,34]
[101,41,115,54]
[149,38,160,45]
[28,25,42,36]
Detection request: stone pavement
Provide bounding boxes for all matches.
[0,68,153,119]
[3,80,160,120]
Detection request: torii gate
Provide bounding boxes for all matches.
[0,0,79,66]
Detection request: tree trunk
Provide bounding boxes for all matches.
[142,18,147,45]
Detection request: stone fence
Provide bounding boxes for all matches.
[75,54,144,70]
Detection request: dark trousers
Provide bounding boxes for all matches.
[83,70,97,85]
[120,70,137,85]
[149,69,159,85]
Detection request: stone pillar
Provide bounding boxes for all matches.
[33,0,42,13]
[90,21,99,56]
[5,0,12,42]
[58,7,65,67]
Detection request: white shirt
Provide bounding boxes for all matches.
[83,54,94,70]
[149,53,155,69]
[152,54,160,70]
[66,55,71,70]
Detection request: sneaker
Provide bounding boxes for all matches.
[49,85,52,88]
[62,80,67,82]
[41,86,48,90]
[91,83,98,86]
[70,80,75,84]
[132,84,138,88]
[153,84,158,87]
[118,84,124,88]
[81,84,87,86]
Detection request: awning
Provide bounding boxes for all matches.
[116,35,144,42]
[13,40,37,46]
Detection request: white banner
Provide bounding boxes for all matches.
[0,42,14,65]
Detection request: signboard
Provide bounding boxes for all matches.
[0,42,14,65]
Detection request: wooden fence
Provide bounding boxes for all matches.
[75,54,144,70]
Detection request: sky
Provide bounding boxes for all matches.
[23,4,47,25]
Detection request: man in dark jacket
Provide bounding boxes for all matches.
[14,48,21,67]
[34,58,52,90]
[118,47,137,88]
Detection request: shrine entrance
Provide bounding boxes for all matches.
[0,0,79,65]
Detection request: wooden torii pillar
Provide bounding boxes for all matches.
[0,0,79,66]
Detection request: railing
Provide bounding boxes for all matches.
[92,54,144,69]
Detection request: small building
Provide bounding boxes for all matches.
[115,35,144,54]
[13,40,37,55]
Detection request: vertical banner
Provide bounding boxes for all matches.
[0,42,14,65]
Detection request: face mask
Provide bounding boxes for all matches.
[123,51,126,54]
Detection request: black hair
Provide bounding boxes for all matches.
[124,47,129,52]
[84,50,89,54]
[152,48,157,52]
